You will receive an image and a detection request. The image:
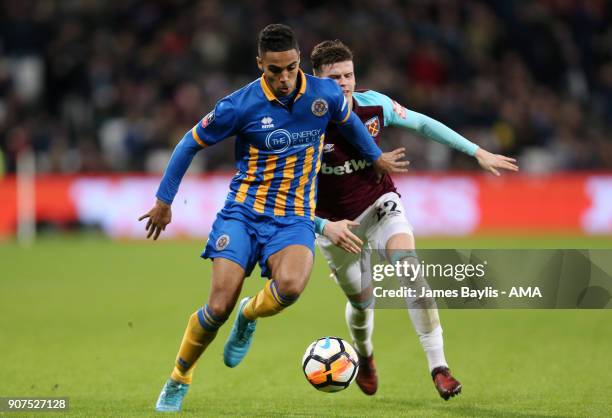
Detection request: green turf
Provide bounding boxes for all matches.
[1,235,611,417]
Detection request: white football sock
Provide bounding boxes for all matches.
[411,319,448,371]
[400,254,449,371]
[345,301,374,357]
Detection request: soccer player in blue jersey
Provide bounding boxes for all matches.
[138,25,408,412]
[309,40,518,400]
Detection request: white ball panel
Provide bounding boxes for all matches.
[311,337,341,358]
[303,357,325,375]
[302,341,317,365]
[343,340,358,361]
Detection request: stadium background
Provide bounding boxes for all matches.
[1,1,611,416]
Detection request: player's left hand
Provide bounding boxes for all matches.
[323,220,363,254]
[373,147,410,177]
[475,148,519,176]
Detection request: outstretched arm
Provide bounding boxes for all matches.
[155,134,202,205]
[397,109,480,156]
[138,134,202,240]
[362,90,518,175]
[138,96,238,239]
[393,108,518,175]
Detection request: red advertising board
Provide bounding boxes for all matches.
[1,173,611,237]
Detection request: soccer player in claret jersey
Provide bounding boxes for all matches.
[310,40,519,400]
[138,26,407,412]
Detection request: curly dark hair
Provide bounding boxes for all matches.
[257,24,299,55]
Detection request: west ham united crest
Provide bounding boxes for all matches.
[215,234,230,251]
[311,99,329,117]
[365,116,380,137]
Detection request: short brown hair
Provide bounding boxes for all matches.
[310,40,353,73]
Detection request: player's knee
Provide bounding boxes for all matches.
[348,297,375,310]
[206,300,234,322]
[347,289,375,310]
[274,276,306,305]
[277,281,303,299]
[192,304,229,332]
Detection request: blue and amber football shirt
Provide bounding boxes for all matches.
[183,70,351,219]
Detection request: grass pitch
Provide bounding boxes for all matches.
[1,235,611,417]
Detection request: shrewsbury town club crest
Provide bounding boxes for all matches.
[311,99,329,117]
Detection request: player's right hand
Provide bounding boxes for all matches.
[373,147,410,178]
[323,220,363,254]
[138,199,172,240]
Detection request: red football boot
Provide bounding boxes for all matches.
[356,354,378,395]
[431,366,462,400]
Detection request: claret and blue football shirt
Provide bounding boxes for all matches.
[316,89,480,221]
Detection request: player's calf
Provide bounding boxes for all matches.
[171,305,229,384]
[226,274,305,368]
[345,298,375,360]
[225,277,301,368]
[157,305,228,412]
[344,297,378,395]
[224,245,313,367]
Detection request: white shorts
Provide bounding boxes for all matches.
[316,192,413,296]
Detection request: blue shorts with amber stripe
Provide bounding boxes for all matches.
[202,201,315,277]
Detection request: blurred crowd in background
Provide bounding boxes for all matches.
[1,0,611,175]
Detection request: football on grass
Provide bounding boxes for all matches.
[302,337,359,392]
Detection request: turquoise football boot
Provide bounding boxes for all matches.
[155,378,190,412]
[223,297,257,367]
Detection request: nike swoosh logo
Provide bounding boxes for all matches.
[319,337,331,349]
